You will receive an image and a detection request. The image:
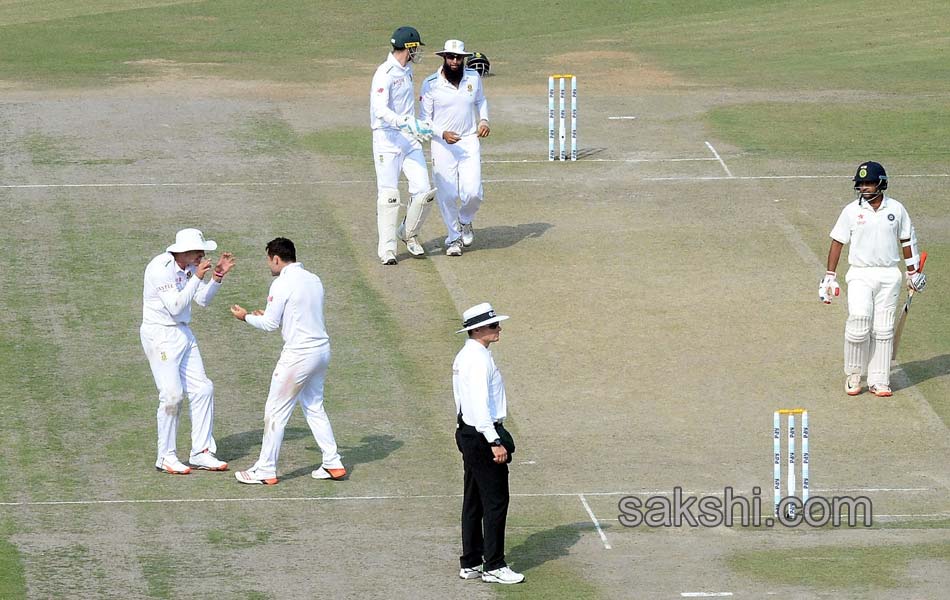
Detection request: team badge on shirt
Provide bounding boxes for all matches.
[467,84,473,92]
[888,214,895,221]
[160,351,167,361]
[377,87,384,94]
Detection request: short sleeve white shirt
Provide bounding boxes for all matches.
[830,196,913,267]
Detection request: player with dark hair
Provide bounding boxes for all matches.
[231,238,345,484]
[821,161,926,397]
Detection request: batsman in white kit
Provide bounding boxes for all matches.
[821,161,927,397]
[370,25,437,265]
[141,228,235,474]
[419,39,490,257]
[230,238,345,485]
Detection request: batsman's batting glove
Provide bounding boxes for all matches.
[819,271,840,304]
[906,270,927,292]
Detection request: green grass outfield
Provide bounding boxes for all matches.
[1,1,949,598]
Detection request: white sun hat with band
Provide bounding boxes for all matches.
[435,39,474,57]
[456,302,509,333]
[166,228,217,253]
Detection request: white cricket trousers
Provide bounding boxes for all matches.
[373,129,431,257]
[140,323,217,465]
[250,345,342,478]
[431,134,483,244]
[844,266,901,386]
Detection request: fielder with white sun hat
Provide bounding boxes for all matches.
[453,303,524,584]
[420,39,490,257]
[141,228,235,475]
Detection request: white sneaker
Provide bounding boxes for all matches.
[397,224,425,257]
[481,566,524,584]
[155,456,191,475]
[404,236,425,256]
[446,240,463,256]
[234,468,278,485]
[381,250,397,265]
[311,466,347,480]
[461,222,474,247]
[459,566,482,580]
[870,383,892,397]
[188,449,228,471]
[845,374,862,396]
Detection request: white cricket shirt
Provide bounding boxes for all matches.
[142,252,220,326]
[419,67,488,139]
[370,53,416,131]
[245,262,329,351]
[453,338,507,443]
[830,196,913,267]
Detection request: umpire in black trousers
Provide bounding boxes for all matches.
[452,303,524,585]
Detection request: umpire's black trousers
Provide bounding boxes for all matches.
[456,421,511,571]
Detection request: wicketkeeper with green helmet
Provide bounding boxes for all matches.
[370,26,436,265]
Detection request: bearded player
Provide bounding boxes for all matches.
[821,161,927,397]
[419,39,490,257]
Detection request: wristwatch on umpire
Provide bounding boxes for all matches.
[491,439,503,447]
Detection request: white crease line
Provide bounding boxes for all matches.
[1,487,936,507]
[579,494,612,550]
[608,116,638,120]
[704,141,734,178]
[647,174,950,181]
[482,157,717,164]
[0,180,374,189]
[2,173,948,190]
[681,593,733,598]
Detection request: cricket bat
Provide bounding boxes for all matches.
[892,250,927,360]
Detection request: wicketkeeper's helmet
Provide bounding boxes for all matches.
[466,52,490,77]
[853,161,888,191]
[391,26,424,50]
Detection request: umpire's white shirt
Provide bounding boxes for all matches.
[142,252,220,326]
[830,196,913,267]
[419,67,488,140]
[245,263,329,352]
[454,338,507,443]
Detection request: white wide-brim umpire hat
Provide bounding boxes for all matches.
[435,39,473,57]
[456,302,509,333]
[166,228,217,253]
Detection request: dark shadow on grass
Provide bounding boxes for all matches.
[892,353,950,391]
[218,427,313,463]
[276,434,405,482]
[507,523,583,572]
[422,222,552,254]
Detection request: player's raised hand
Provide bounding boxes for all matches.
[216,252,236,276]
[196,259,212,279]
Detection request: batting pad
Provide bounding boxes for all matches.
[403,188,435,238]
[844,315,872,375]
[867,310,897,386]
[377,188,400,257]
